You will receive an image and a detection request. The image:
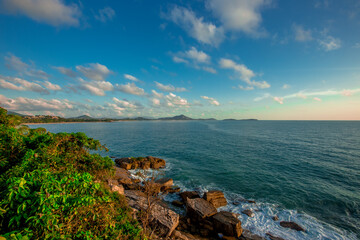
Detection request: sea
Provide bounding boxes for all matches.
[29,120,360,240]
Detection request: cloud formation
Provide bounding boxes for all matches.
[155,81,187,92]
[53,66,77,78]
[1,0,81,27]
[78,78,113,96]
[293,24,313,42]
[0,94,73,111]
[207,0,271,37]
[124,74,139,82]
[167,6,224,46]
[201,96,220,106]
[318,35,342,51]
[95,7,115,23]
[116,82,145,96]
[219,58,270,89]
[76,63,112,81]
[0,76,61,94]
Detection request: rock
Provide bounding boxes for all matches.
[120,162,132,170]
[233,197,256,205]
[113,166,131,179]
[148,156,166,169]
[266,233,286,240]
[125,190,179,237]
[151,201,180,237]
[280,221,305,232]
[212,211,243,238]
[242,209,254,217]
[139,160,150,169]
[239,230,266,240]
[156,177,173,187]
[180,191,200,202]
[110,184,124,195]
[172,200,184,207]
[166,186,181,193]
[172,230,199,240]
[203,190,227,208]
[272,216,279,221]
[186,198,217,220]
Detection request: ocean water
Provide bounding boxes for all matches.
[29,121,360,239]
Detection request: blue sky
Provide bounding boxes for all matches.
[0,0,359,120]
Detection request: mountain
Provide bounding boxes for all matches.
[7,110,29,117]
[158,114,193,120]
[71,115,94,120]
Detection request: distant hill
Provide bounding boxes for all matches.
[7,110,29,117]
[71,115,94,120]
[158,114,193,120]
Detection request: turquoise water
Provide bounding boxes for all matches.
[30,121,360,239]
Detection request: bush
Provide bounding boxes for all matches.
[0,107,143,239]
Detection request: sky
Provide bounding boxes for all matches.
[0,0,359,120]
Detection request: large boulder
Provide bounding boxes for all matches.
[107,179,125,195]
[203,190,227,208]
[212,211,243,238]
[186,198,217,220]
[280,221,305,232]
[125,190,179,237]
[156,177,173,188]
[115,156,166,170]
[180,191,200,202]
[240,230,266,240]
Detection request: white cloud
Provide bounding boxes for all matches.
[293,24,313,42]
[219,58,270,89]
[273,97,284,104]
[43,81,61,91]
[201,96,220,106]
[76,63,112,81]
[207,0,271,37]
[313,97,322,102]
[78,78,113,96]
[238,85,254,90]
[124,74,139,82]
[318,35,341,51]
[151,98,161,106]
[53,66,77,78]
[282,84,290,89]
[0,94,73,111]
[0,76,49,94]
[112,97,139,109]
[165,93,189,107]
[107,103,124,116]
[95,7,115,23]
[151,90,164,98]
[185,47,210,63]
[1,0,81,27]
[167,6,224,46]
[155,81,187,92]
[353,43,360,48]
[254,93,271,101]
[4,53,50,79]
[202,66,217,74]
[4,54,28,72]
[116,82,145,96]
[172,56,189,64]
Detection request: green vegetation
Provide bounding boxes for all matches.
[0,107,143,239]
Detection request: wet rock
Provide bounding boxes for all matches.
[148,156,166,169]
[272,216,279,221]
[242,209,254,217]
[280,221,305,232]
[172,200,185,207]
[239,230,266,240]
[186,198,217,220]
[156,177,173,187]
[233,197,256,205]
[115,156,166,170]
[266,233,286,240]
[166,186,181,194]
[180,191,200,202]
[203,190,227,208]
[212,211,243,238]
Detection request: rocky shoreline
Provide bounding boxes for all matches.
[108,156,306,240]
